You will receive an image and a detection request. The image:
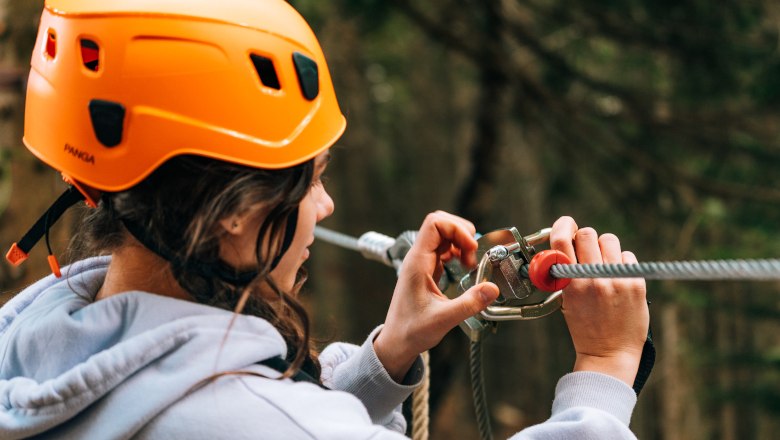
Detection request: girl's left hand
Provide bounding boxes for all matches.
[373,211,500,382]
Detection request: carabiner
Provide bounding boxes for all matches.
[457,226,563,327]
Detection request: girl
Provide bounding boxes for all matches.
[0,0,648,438]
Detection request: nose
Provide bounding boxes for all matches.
[316,186,335,222]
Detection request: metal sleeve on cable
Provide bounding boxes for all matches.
[314,227,397,267]
[357,231,396,266]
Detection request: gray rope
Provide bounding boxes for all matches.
[549,259,780,280]
[470,339,493,440]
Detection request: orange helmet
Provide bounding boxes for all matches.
[8,0,345,270]
[26,0,345,193]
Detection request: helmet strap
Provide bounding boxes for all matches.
[271,206,299,270]
[119,206,299,287]
[6,186,86,273]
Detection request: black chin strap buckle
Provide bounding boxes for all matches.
[5,186,86,277]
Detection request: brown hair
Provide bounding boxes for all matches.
[70,154,319,378]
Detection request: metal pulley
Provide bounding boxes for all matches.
[435,226,563,341]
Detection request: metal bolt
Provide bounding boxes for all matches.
[487,246,509,262]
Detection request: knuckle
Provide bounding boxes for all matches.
[614,278,645,295]
[592,279,613,294]
[550,236,570,250]
[631,279,647,294]
[576,227,598,239]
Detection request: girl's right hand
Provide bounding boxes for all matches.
[550,216,649,386]
[373,211,499,382]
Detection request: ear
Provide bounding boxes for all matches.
[219,215,247,236]
[219,205,268,237]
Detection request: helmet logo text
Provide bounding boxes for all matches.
[64,144,95,165]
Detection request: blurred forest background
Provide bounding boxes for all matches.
[1,0,779,439]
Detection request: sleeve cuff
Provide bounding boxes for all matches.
[325,325,424,424]
[552,371,637,426]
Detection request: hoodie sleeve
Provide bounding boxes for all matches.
[508,371,639,439]
[319,326,423,433]
[320,330,638,439]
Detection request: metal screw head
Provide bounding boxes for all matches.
[487,246,509,262]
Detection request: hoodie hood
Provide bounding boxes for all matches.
[0,256,287,439]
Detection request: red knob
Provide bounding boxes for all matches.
[529,250,572,292]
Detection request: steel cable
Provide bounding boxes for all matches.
[318,226,780,440]
[313,226,360,251]
[549,259,780,281]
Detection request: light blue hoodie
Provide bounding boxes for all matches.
[0,256,639,439]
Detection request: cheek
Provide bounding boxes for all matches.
[299,196,319,229]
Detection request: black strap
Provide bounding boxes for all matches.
[270,207,299,270]
[632,327,655,395]
[15,186,85,255]
[120,207,299,287]
[259,356,328,389]
[120,217,259,286]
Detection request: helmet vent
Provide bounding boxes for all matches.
[250,54,281,90]
[89,99,125,147]
[45,30,57,59]
[80,39,100,72]
[292,52,319,100]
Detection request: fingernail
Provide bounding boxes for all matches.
[479,286,494,303]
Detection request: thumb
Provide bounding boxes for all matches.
[439,282,500,327]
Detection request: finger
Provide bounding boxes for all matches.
[574,227,603,264]
[598,233,622,264]
[416,212,477,255]
[436,233,476,268]
[435,215,478,261]
[550,216,579,263]
[433,261,444,284]
[621,250,647,296]
[433,212,479,267]
[622,250,638,264]
[436,210,477,237]
[419,214,479,268]
[427,210,477,241]
[436,240,454,257]
[437,282,499,328]
[439,246,462,264]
